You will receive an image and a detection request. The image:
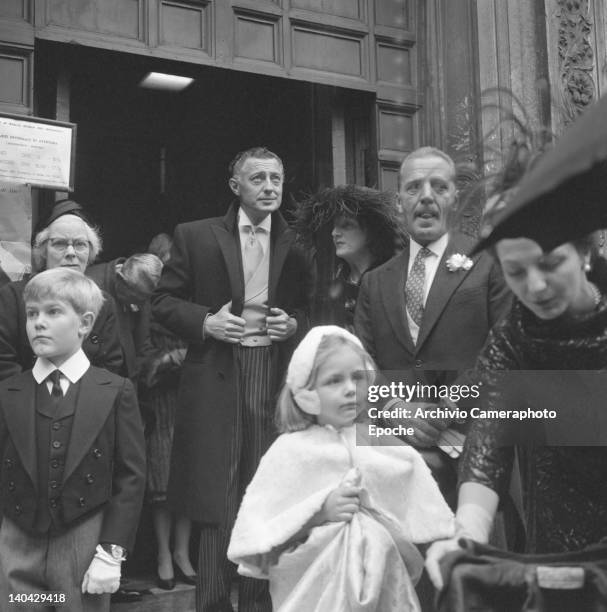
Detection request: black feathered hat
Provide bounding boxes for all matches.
[473,95,607,254]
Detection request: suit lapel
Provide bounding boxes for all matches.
[62,369,115,483]
[379,249,416,354]
[211,205,244,315]
[210,206,290,312]
[3,375,37,489]
[416,233,480,349]
[268,213,291,306]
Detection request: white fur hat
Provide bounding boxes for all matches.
[286,325,364,415]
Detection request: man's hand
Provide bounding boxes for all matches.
[204,301,246,343]
[386,402,451,448]
[81,545,122,594]
[266,308,297,342]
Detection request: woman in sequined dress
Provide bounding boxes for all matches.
[425,162,607,590]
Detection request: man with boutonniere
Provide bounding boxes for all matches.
[355,146,512,509]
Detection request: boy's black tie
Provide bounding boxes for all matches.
[47,370,63,398]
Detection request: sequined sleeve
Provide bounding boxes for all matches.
[459,316,523,496]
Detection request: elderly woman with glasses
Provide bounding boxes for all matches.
[0,199,123,381]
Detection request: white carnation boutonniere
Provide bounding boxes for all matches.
[446,253,474,272]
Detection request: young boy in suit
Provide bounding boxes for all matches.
[0,268,146,611]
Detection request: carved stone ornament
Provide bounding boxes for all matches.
[556,0,596,123]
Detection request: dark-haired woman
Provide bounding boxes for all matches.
[426,226,607,589]
[294,184,404,330]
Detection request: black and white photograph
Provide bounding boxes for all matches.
[1,1,607,611]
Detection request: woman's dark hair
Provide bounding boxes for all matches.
[292,184,405,267]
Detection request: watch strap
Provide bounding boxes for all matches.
[100,543,127,561]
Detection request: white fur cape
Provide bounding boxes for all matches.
[228,425,455,611]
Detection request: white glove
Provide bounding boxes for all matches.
[425,502,494,590]
[81,545,122,594]
[425,537,463,590]
[455,502,494,543]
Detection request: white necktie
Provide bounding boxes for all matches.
[243,226,264,283]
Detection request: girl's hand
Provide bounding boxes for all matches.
[425,537,463,590]
[318,483,361,524]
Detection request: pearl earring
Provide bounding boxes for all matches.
[584,261,592,273]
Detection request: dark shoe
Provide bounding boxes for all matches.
[174,561,197,585]
[156,574,176,590]
[110,588,143,603]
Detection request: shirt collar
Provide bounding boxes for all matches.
[410,232,449,260]
[32,348,90,384]
[238,208,272,234]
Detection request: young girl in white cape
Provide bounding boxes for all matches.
[228,326,454,611]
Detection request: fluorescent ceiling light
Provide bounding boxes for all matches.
[139,72,194,91]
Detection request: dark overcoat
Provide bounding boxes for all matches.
[86,258,154,380]
[151,205,310,523]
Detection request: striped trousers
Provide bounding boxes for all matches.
[196,345,275,612]
[0,512,108,612]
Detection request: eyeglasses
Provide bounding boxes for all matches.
[48,238,90,253]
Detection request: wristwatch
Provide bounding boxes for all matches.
[101,543,126,561]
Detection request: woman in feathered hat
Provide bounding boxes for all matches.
[293,185,404,330]
[425,109,607,597]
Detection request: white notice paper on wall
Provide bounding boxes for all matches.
[0,182,32,281]
[0,114,75,190]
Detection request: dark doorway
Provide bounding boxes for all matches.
[36,41,325,260]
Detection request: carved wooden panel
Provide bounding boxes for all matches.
[376,41,411,85]
[372,0,419,189]
[375,0,409,29]
[0,1,33,48]
[556,0,595,124]
[596,0,607,97]
[291,0,363,21]
[160,1,210,51]
[291,24,366,77]
[378,105,414,153]
[0,49,29,107]
[234,12,279,63]
[0,0,29,20]
[47,0,143,40]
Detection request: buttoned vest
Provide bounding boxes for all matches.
[241,244,272,347]
[34,380,80,533]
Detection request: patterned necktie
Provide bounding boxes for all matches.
[243,226,264,283]
[405,247,432,326]
[47,370,63,398]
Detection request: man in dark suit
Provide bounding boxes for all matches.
[355,146,511,505]
[152,147,310,612]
